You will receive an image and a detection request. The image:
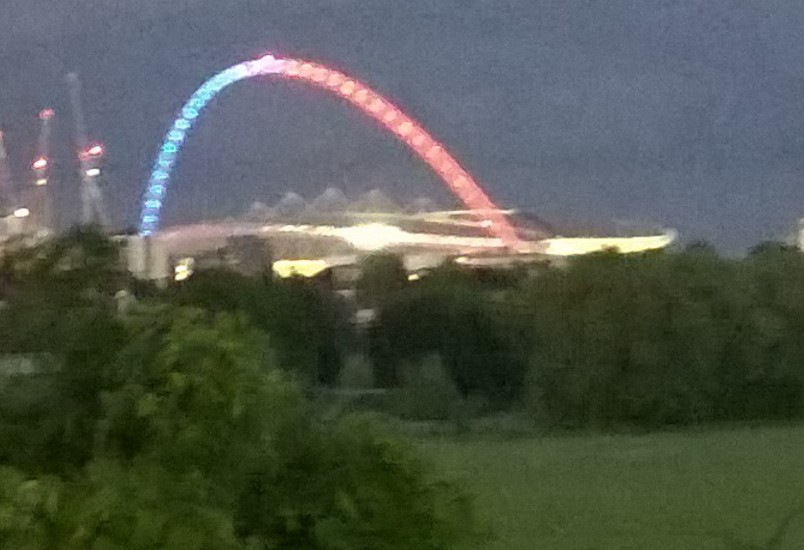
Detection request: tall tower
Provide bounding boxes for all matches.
[0,129,19,214]
[66,72,109,227]
[0,130,30,235]
[30,109,56,233]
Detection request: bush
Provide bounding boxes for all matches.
[387,355,468,422]
[234,414,481,550]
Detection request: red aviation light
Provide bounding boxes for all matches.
[80,144,105,160]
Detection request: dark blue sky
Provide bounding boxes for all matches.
[2,0,804,250]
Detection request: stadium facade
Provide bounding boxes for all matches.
[121,188,677,284]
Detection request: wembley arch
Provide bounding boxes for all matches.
[138,53,520,248]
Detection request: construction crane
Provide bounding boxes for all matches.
[0,130,30,236]
[30,108,56,232]
[66,72,109,227]
[0,129,14,213]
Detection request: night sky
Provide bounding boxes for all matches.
[2,0,804,251]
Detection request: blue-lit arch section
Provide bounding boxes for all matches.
[138,54,520,247]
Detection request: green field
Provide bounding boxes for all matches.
[421,425,804,550]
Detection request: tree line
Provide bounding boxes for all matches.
[364,244,804,429]
[6,230,796,433]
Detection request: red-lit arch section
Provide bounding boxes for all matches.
[139,54,519,247]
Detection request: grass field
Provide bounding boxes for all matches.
[421,425,804,550]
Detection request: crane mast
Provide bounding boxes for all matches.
[66,72,108,227]
[30,109,56,232]
[0,130,31,236]
[0,130,14,213]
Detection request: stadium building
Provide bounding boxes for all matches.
[122,188,677,285]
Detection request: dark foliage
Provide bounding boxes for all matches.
[370,262,528,404]
[522,249,804,428]
[166,268,350,386]
[0,231,477,549]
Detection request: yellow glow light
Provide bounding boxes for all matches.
[272,259,330,278]
[542,231,677,256]
[174,257,195,281]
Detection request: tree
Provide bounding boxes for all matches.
[519,247,804,429]
[0,306,276,548]
[727,246,804,419]
[523,250,739,428]
[371,264,527,403]
[747,240,798,257]
[0,225,122,304]
[0,227,128,472]
[0,462,244,550]
[0,304,479,549]
[98,307,290,474]
[234,415,479,550]
[356,252,408,307]
[167,269,350,386]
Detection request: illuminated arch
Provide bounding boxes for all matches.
[138,54,520,247]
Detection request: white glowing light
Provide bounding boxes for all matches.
[334,223,407,251]
[85,168,101,177]
[173,258,195,281]
[268,222,506,251]
[542,231,678,256]
[13,208,30,218]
